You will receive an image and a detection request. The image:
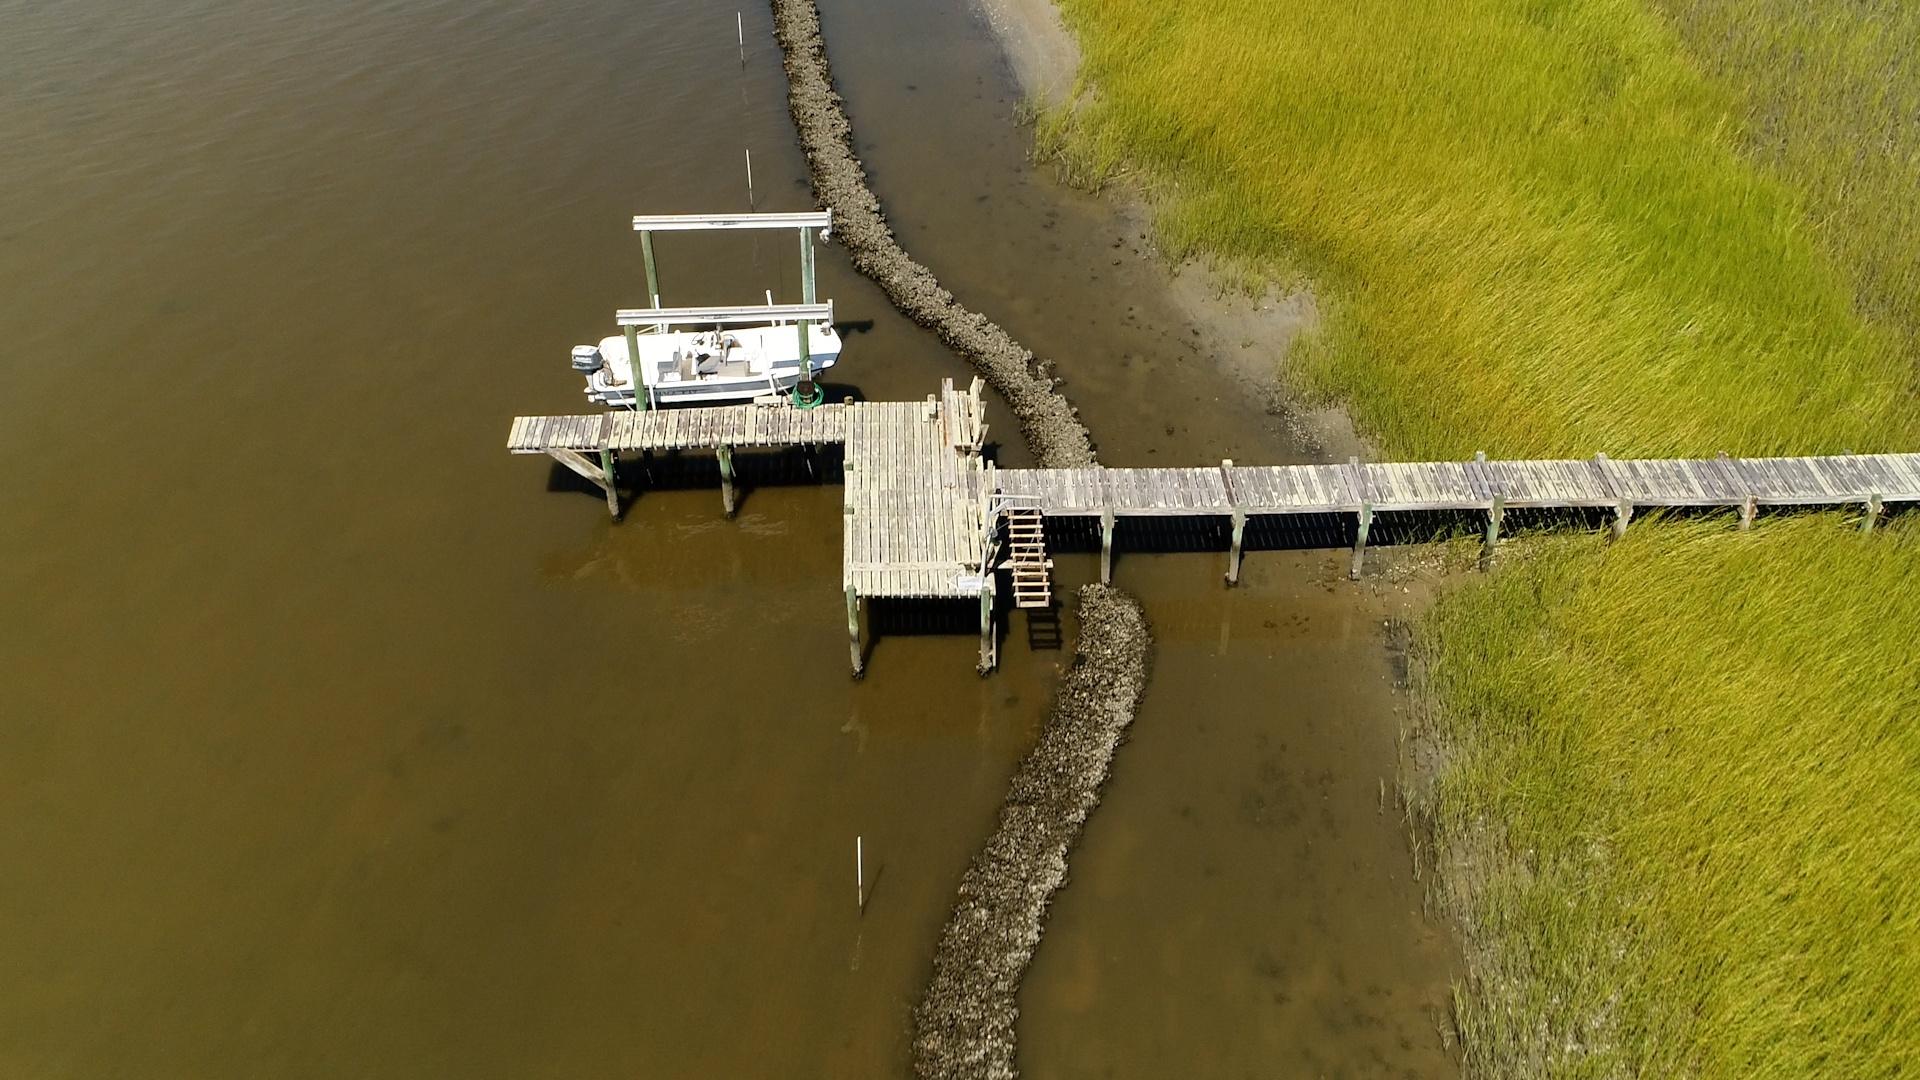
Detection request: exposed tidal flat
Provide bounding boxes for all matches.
[1034,0,1920,1073]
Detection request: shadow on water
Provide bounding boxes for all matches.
[1022,603,1065,652]
[544,443,848,516]
[1048,502,1850,563]
[862,597,992,675]
[1047,506,1589,559]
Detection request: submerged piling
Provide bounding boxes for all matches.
[768,4,1152,1075]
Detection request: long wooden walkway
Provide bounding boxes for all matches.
[995,453,1920,581]
[505,402,849,453]
[508,382,1917,673]
[993,455,1920,515]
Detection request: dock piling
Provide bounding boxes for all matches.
[1227,510,1246,586]
[622,324,650,412]
[1612,498,1634,540]
[978,576,998,673]
[639,230,661,309]
[599,450,619,518]
[1350,503,1373,580]
[1482,494,1505,570]
[1099,509,1115,585]
[846,585,863,677]
[1221,459,1244,586]
[1863,493,1884,533]
[717,444,737,516]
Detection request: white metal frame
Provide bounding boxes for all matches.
[614,302,834,328]
[631,211,832,232]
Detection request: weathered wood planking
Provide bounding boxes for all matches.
[839,391,989,599]
[1229,464,1366,513]
[1103,468,1232,515]
[1736,454,1920,505]
[506,402,851,453]
[1476,459,1615,507]
[1362,462,1483,511]
[1597,457,1744,506]
[982,452,1920,517]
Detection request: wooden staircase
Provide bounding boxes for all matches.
[1006,506,1053,609]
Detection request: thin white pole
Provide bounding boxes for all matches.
[737,12,745,66]
[856,835,865,911]
[745,149,755,208]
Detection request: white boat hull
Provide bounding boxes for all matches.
[580,323,841,408]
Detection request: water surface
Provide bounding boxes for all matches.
[2,2,1054,1075]
[0,0,1455,1075]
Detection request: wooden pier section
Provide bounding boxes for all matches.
[511,380,995,673]
[509,381,1919,674]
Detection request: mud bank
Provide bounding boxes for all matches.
[770,0,1094,469]
[911,584,1151,1080]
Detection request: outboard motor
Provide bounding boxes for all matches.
[571,345,604,373]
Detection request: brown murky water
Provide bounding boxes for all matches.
[0,0,1453,1076]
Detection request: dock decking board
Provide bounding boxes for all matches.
[506,400,853,453]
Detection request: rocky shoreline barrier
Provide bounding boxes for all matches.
[769,0,1095,470]
[909,583,1151,1079]
[768,2,1154,1075]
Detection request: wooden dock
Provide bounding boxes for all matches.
[994,452,1920,582]
[509,382,1919,674]
[511,380,995,673]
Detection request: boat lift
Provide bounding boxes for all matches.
[623,211,835,409]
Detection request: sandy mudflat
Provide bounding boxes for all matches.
[969,0,1369,462]
[973,0,1081,106]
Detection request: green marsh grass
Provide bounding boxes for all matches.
[1412,517,1920,1076]
[1655,0,1920,355]
[1045,0,1920,1072]
[1044,0,1917,458]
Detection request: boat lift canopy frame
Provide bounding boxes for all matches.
[619,211,837,410]
[614,302,833,328]
[629,210,832,309]
[630,211,831,232]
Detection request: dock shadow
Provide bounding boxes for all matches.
[862,597,984,671]
[1024,603,1064,651]
[548,444,846,517]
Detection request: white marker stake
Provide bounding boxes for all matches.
[856,835,865,912]
[737,12,745,66]
[746,148,755,208]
